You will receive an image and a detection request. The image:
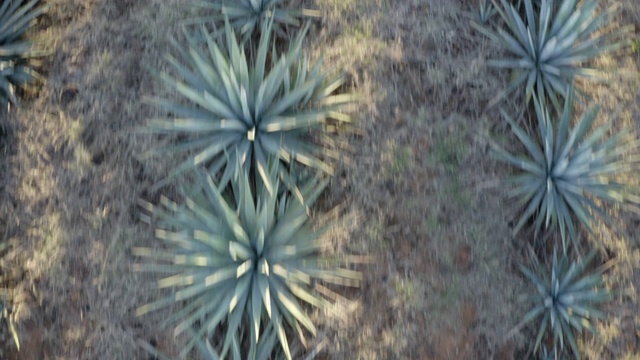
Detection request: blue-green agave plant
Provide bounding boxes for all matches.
[134,162,360,359]
[147,18,351,191]
[519,249,611,359]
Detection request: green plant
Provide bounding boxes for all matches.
[472,0,623,109]
[0,0,47,111]
[194,0,321,39]
[518,249,610,359]
[631,38,640,54]
[493,89,640,249]
[147,19,351,191]
[133,162,360,359]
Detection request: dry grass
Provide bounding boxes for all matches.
[0,0,638,359]
[0,0,188,358]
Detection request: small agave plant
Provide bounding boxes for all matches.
[493,88,640,249]
[147,18,351,191]
[519,249,611,359]
[133,161,360,359]
[473,0,624,109]
[194,0,320,39]
[0,0,47,111]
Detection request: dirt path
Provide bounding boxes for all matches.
[1,0,183,358]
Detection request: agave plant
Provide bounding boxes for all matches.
[519,249,610,359]
[494,88,640,249]
[194,0,321,39]
[472,0,623,109]
[148,18,351,191]
[0,0,47,111]
[133,162,360,359]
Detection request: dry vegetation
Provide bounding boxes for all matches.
[0,0,639,359]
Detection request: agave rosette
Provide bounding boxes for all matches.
[134,162,360,359]
[0,0,47,110]
[473,0,623,109]
[194,0,320,39]
[519,249,610,359]
[494,88,640,248]
[147,18,351,191]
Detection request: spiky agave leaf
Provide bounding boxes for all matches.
[472,0,625,109]
[138,325,280,360]
[0,0,48,111]
[147,18,352,192]
[519,249,610,359]
[476,0,497,24]
[133,161,361,359]
[538,344,562,360]
[494,88,640,249]
[193,0,321,39]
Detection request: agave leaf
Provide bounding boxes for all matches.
[567,303,606,320]
[220,275,251,357]
[510,4,531,50]
[496,89,640,246]
[273,282,316,335]
[501,27,533,58]
[0,0,44,39]
[0,42,32,56]
[561,317,580,359]
[503,110,545,164]
[138,339,176,360]
[534,311,550,352]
